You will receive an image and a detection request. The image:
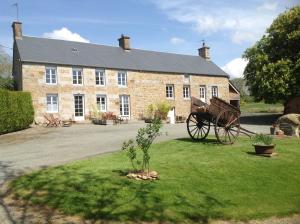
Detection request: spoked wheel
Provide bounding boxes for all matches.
[215,109,240,144]
[187,112,210,141]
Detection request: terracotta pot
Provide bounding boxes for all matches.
[253,144,275,154]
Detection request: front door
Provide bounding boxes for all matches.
[199,85,206,103]
[74,94,85,121]
[119,95,130,118]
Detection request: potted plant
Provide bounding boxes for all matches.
[101,112,116,125]
[252,134,275,154]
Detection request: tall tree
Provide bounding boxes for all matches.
[243,6,300,103]
[0,47,13,89]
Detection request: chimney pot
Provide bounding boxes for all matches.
[118,35,130,50]
[12,21,22,40]
[198,44,210,61]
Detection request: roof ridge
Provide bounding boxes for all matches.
[21,35,202,59]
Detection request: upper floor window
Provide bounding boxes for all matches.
[45,67,57,84]
[212,86,218,97]
[184,74,190,83]
[118,71,127,86]
[96,95,107,112]
[73,68,83,85]
[166,84,174,99]
[183,85,190,99]
[46,94,58,113]
[96,69,105,86]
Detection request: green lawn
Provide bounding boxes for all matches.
[240,101,283,113]
[11,137,300,223]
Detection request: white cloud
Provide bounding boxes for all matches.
[150,0,285,44]
[43,27,90,43]
[257,1,278,11]
[170,37,185,44]
[222,58,248,79]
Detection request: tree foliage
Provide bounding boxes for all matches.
[243,6,300,103]
[122,118,162,173]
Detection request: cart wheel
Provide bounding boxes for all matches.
[215,109,240,145]
[187,112,210,141]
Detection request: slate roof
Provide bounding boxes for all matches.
[16,36,229,77]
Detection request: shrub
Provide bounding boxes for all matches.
[252,134,273,146]
[0,89,34,134]
[145,101,171,120]
[122,118,162,173]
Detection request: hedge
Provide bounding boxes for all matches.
[0,89,34,134]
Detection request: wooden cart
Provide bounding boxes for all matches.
[186,97,253,144]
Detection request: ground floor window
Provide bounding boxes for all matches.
[120,95,130,116]
[183,85,190,99]
[96,95,107,112]
[199,85,206,102]
[46,94,58,113]
[74,95,84,117]
[212,86,218,97]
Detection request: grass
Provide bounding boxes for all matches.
[10,137,300,223]
[240,101,283,113]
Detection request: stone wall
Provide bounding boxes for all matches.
[22,63,230,122]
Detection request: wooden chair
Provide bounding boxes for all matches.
[44,114,61,127]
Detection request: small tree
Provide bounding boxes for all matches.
[122,118,162,173]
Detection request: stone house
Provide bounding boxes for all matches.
[12,22,240,122]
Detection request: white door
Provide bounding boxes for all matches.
[120,95,130,118]
[167,107,175,124]
[199,86,206,102]
[74,94,85,121]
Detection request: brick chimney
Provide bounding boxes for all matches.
[198,42,210,61]
[118,34,130,50]
[12,21,22,40]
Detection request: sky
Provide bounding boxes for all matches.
[0,0,298,79]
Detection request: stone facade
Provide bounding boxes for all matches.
[20,63,230,122]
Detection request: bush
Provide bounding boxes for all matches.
[0,89,34,134]
[145,101,171,120]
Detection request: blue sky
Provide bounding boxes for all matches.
[0,0,298,78]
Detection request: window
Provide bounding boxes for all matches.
[199,85,206,101]
[45,67,57,84]
[118,71,127,86]
[166,85,174,99]
[212,86,218,97]
[184,74,190,83]
[46,94,58,113]
[96,69,105,86]
[96,95,107,112]
[73,68,83,85]
[183,85,190,99]
[120,95,130,116]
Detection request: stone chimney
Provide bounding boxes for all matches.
[118,34,130,50]
[12,21,22,40]
[198,42,210,60]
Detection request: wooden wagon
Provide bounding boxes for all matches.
[187,97,247,144]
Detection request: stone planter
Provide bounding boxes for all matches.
[253,144,275,154]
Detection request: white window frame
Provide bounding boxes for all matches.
[212,86,218,97]
[45,67,57,84]
[95,69,105,86]
[96,95,107,112]
[166,84,174,99]
[120,95,130,117]
[73,68,83,85]
[183,85,190,99]
[46,94,58,113]
[118,71,127,87]
[199,85,206,101]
